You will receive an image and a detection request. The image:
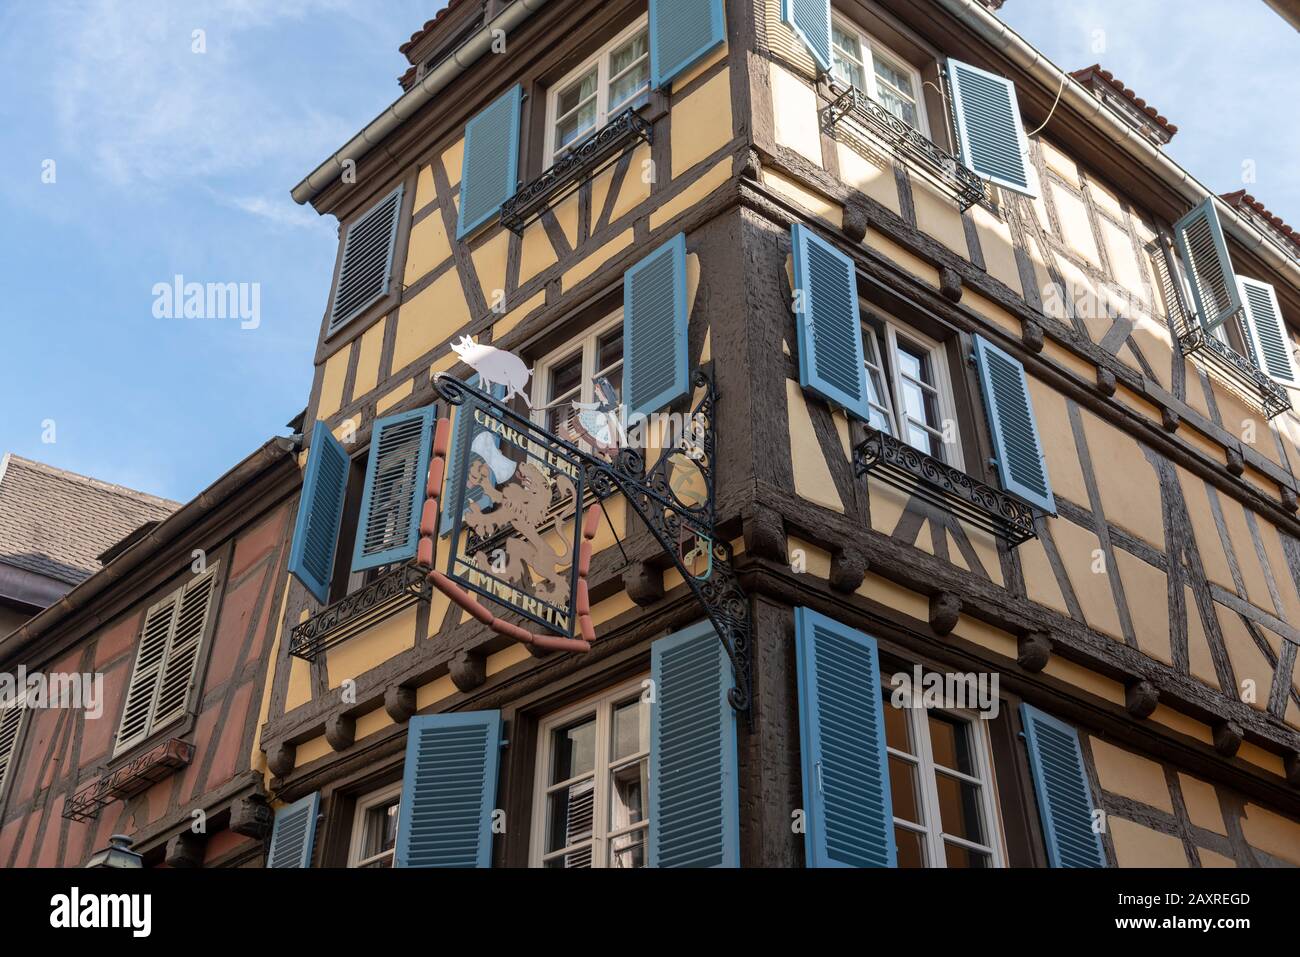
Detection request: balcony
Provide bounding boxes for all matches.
[289,561,431,661]
[854,427,1040,547]
[499,108,654,235]
[1176,315,1291,421]
[64,738,195,822]
[820,84,986,213]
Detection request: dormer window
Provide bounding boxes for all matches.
[545,17,650,167]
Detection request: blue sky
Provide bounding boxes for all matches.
[0,1,1294,503]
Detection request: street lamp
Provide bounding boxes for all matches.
[86,834,143,868]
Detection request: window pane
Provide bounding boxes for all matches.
[609,828,647,868]
[927,712,976,775]
[881,689,913,754]
[608,33,649,111]
[546,844,593,868]
[551,716,596,782]
[888,755,924,826]
[935,772,986,845]
[895,826,927,867]
[558,70,598,116]
[597,329,624,374]
[609,758,647,831]
[556,99,598,151]
[944,841,992,868]
[611,698,647,760]
[872,58,918,127]
[547,778,596,854]
[361,800,399,861]
[831,26,866,90]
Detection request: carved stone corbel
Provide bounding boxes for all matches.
[1124,679,1158,719]
[325,712,356,752]
[1212,720,1243,757]
[829,546,868,593]
[165,830,206,869]
[384,684,417,724]
[623,560,665,607]
[1095,367,1117,397]
[842,201,869,244]
[1016,631,1052,672]
[1020,319,1044,354]
[928,591,961,636]
[939,266,963,304]
[450,648,488,692]
[266,742,297,779]
[1225,446,1245,477]
[230,794,274,839]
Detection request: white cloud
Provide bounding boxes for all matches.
[221,193,335,231]
[41,0,360,188]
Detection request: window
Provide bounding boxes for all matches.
[881,686,1004,868]
[831,18,929,136]
[114,566,219,756]
[545,18,650,167]
[348,782,402,868]
[531,314,625,451]
[530,678,650,868]
[0,697,25,800]
[861,315,964,468]
[328,185,404,335]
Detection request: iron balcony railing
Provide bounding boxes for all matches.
[500,107,653,235]
[289,561,431,661]
[820,84,987,212]
[854,427,1040,547]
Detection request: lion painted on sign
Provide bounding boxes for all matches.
[462,456,575,603]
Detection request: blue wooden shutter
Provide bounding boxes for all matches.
[1173,198,1241,333]
[288,424,350,603]
[441,378,508,533]
[794,607,895,868]
[266,792,320,868]
[1020,704,1107,868]
[328,185,404,334]
[947,58,1035,198]
[791,223,871,420]
[649,621,739,867]
[781,0,831,72]
[649,0,726,88]
[457,85,523,239]
[973,335,1055,514]
[1238,275,1300,387]
[394,711,501,868]
[623,233,689,420]
[352,406,436,572]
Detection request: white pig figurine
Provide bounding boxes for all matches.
[450,335,533,408]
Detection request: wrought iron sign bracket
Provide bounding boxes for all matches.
[433,369,752,715]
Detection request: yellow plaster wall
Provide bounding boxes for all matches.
[649,157,732,231]
[1177,773,1227,835]
[326,606,419,689]
[786,536,832,577]
[1176,468,1235,589]
[787,379,844,513]
[471,229,511,306]
[519,219,558,287]
[864,231,939,288]
[835,142,900,214]
[1041,655,1125,705]
[376,379,413,414]
[317,347,350,419]
[1240,803,1300,865]
[1090,737,1173,812]
[769,62,821,166]
[671,68,733,178]
[561,228,634,292]
[492,290,547,342]
[393,268,470,373]
[1108,817,1188,867]
[1049,182,1101,268]
[1184,585,1220,690]
[1114,549,1171,664]
[1079,409,1164,550]
[1026,375,1088,505]
[442,138,464,188]
[404,211,452,286]
[1048,517,1124,641]
[911,179,966,257]
[762,169,843,229]
[352,317,387,398]
[1214,604,1273,710]
[856,573,930,623]
[970,204,1021,292]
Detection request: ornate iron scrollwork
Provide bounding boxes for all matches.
[821,85,987,212]
[854,427,1040,547]
[434,368,752,714]
[1177,315,1291,420]
[290,562,431,661]
[500,108,653,235]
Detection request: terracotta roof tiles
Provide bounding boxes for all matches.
[1070,64,1179,138]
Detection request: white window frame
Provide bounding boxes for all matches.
[530,311,625,443]
[529,675,650,868]
[543,15,651,168]
[884,686,1006,868]
[347,780,403,868]
[863,316,964,469]
[830,14,931,139]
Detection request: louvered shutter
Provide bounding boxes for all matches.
[947,58,1035,198]
[457,86,523,239]
[288,425,350,603]
[649,0,726,88]
[394,711,501,868]
[973,335,1055,514]
[328,185,404,334]
[0,702,25,798]
[648,621,739,868]
[353,406,436,572]
[791,223,871,419]
[1020,704,1107,868]
[781,0,831,72]
[266,792,321,868]
[441,378,508,533]
[623,233,689,420]
[114,594,181,754]
[151,570,218,730]
[1238,276,1299,387]
[794,607,895,867]
[1173,198,1242,333]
